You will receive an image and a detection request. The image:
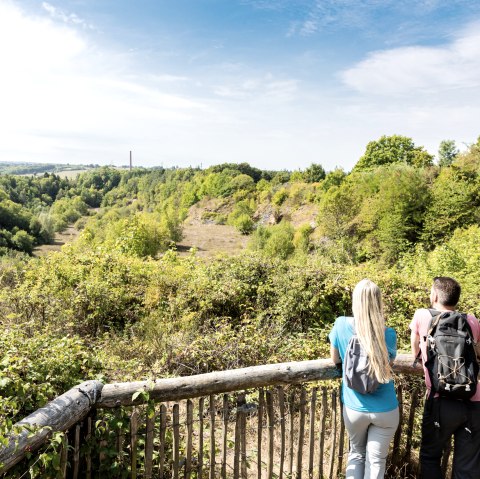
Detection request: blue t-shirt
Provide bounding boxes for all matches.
[328,316,398,413]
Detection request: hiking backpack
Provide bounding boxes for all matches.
[424,309,479,400]
[344,334,380,394]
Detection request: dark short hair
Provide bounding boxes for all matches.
[433,276,461,307]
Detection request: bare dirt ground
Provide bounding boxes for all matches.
[33,225,81,256]
[176,223,249,257]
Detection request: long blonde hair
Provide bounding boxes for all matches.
[352,279,393,384]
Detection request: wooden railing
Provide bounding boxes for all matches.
[0,354,430,478]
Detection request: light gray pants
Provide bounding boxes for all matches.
[343,405,399,479]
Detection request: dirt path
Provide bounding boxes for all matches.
[176,223,249,257]
[33,225,81,256]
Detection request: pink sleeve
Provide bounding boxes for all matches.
[409,310,421,334]
[467,315,480,342]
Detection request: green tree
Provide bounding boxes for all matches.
[355,165,430,262]
[421,167,480,247]
[438,140,459,167]
[354,135,434,171]
[303,163,326,183]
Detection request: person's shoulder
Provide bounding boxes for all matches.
[413,308,433,322]
[335,315,352,324]
[465,313,480,333]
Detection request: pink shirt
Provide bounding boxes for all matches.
[409,308,480,401]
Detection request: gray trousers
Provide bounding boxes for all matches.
[343,405,399,479]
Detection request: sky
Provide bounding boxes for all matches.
[1,1,480,171]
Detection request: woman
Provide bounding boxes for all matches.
[329,279,398,479]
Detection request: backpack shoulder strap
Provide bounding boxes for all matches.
[426,309,443,338]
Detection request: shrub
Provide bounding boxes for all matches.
[232,214,254,234]
[272,188,289,206]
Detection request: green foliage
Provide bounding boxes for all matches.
[272,188,289,206]
[0,327,102,419]
[354,135,434,171]
[249,222,296,259]
[232,214,254,234]
[1,248,155,337]
[438,139,459,167]
[303,163,326,183]
[421,166,480,247]
[50,196,89,231]
[227,199,255,234]
[293,223,314,253]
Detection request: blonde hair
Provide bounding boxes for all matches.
[352,279,393,384]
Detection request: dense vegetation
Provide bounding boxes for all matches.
[1,134,480,474]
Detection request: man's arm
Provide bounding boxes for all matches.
[474,340,480,361]
[330,345,341,365]
[411,330,421,362]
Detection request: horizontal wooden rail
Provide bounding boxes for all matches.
[0,380,103,474]
[97,353,421,408]
[0,354,421,474]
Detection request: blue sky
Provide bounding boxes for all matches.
[1,1,480,171]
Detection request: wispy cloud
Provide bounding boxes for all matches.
[341,21,480,95]
[213,75,298,102]
[42,2,94,29]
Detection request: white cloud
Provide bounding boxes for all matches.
[0,1,211,165]
[42,2,93,29]
[213,75,298,102]
[341,21,480,95]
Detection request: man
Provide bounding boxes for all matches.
[410,276,480,478]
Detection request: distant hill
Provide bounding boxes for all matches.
[0,161,100,176]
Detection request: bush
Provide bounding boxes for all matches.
[272,188,289,206]
[232,214,254,234]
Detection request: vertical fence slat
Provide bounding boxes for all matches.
[222,394,229,479]
[296,387,306,479]
[173,404,180,479]
[288,390,295,478]
[158,404,167,479]
[257,388,265,479]
[317,387,327,479]
[234,397,241,479]
[308,388,317,479]
[239,393,248,479]
[186,399,194,479]
[392,383,403,468]
[115,407,125,470]
[328,390,337,479]
[318,387,327,479]
[266,389,275,479]
[72,424,80,479]
[145,410,155,479]
[404,388,419,463]
[278,386,286,479]
[85,415,92,479]
[130,409,139,479]
[198,398,205,479]
[209,395,216,479]
[59,433,68,479]
[336,386,345,477]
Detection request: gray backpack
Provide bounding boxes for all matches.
[344,334,380,394]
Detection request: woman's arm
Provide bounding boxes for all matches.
[330,345,341,365]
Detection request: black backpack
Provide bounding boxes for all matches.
[424,309,479,400]
[344,334,380,394]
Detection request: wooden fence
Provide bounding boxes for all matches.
[0,354,442,479]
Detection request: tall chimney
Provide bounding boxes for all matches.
[129,151,132,171]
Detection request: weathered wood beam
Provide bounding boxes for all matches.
[97,354,421,408]
[0,380,104,474]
